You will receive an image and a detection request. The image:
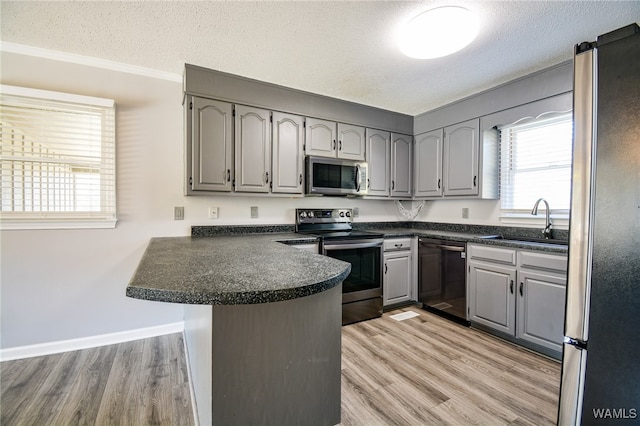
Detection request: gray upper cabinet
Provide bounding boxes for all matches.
[234,105,271,193]
[337,123,365,160]
[271,112,304,194]
[414,129,443,198]
[305,118,365,161]
[365,129,390,196]
[391,133,412,198]
[189,96,233,192]
[443,119,479,196]
[305,117,336,158]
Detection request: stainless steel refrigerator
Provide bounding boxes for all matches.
[558,24,640,425]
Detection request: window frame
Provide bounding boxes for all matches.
[498,110,573,227]
[0,85,117,230]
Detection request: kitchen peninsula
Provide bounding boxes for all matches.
[126,234,350,426]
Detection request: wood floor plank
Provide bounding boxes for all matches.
[49,344,118,425]
[340,307,561,426]
[94,340,146,425]
[1,352,66,425]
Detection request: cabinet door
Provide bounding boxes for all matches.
[468,260,517,335]
[272,112,304,194]
[191,97,233,192]
[414,129,443,198]
[234,105,271,193]
[516,270,567,353]
[337,123,365,160]
[391,133,412,197]
[384,250,412,306]
[443,119,479,196]
[365,129,390,196]
[305,118,336,158]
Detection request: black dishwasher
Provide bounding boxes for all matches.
[418,238,469,325]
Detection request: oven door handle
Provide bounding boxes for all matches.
[322,239,384,251]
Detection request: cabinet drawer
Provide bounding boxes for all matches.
[468,244,516,265]
[384,238,412,251]
[518,250,568,273]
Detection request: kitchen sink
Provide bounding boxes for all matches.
[479,234,569,246]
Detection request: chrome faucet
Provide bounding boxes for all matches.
[531,198,552,239]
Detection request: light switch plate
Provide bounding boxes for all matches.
[174,206,184,220]
[462,207,469,219]
[208,206,219,219]
[250,206,259,218]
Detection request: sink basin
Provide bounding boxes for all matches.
[479,235,568,246]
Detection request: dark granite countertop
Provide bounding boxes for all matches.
[126,234,350,305]
[365,227,568,254]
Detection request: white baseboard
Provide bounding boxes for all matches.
[0,322,184,362]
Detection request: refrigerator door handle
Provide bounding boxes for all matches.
[565,46,597,342]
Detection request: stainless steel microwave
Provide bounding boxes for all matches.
[305,156,368,196]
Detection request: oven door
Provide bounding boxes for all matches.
[322,238,383,303]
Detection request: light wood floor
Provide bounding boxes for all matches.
[1,308,560,425]
[1,333,193,426]
[341,307,561,425]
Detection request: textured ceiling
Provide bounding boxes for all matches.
[1,1,639,115]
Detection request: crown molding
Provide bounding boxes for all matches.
[0,41,182,83]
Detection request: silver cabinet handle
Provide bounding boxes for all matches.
[339,140,342,151]
[226,169,231,182]
[299,173,303,185]
[519,282,524,296]
[265,171,269,183]
[384,263,388,274]
[510,280,514,294]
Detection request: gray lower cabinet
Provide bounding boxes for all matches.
[391,133,412,198]
[365,129,391,196]
[383,238,413,306]
[516,251,567,354]
[187,96,233,192]
[467,244,567,358]
[468,246,517,335]
[305,118,365,161]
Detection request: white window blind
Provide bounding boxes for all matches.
[500,112,573,215]
[0,85,116,229]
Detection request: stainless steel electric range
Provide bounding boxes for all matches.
[295,208,384,325]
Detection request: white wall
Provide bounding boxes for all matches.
[0,50,404,350]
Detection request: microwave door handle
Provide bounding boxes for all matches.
[355,165,361,192]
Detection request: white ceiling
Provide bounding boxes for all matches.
[1,1,639,115]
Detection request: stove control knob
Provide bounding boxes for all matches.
[345,211,351,217]
[308,211,314,218]
[300,211,307,218]
[339,211,345,217]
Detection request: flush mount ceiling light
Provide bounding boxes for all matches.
[398,6,479,59]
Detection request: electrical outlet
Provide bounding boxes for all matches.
[174,206,184,220]
[208,206,219,219]
[353,207,360,218]
[250,206,259,219]
[462,207,469,219]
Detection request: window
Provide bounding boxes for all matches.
[0,85,116,229]
[499,112,573,216]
